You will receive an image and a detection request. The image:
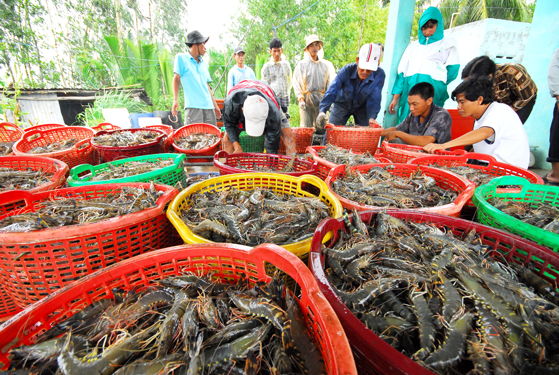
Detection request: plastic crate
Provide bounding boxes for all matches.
[239,130,265,152]
[185,172,220,187]
[0,243,357,375]
[91,122,121,132]
[279,127,314,154]
[0,123,24,156]
[0,183,179,307]
[23,123,66,133]
[12,126,99,169]
[380,141,467,163]
[309,210,559,375]
[325,124,382,154]
[92,128,167,162]
[408,152,544,208]
[307,146,393,180]
[325,163,475,217]
[473,175,559,252]
[145,125,174,152]
[172,123,222,163]
[67,153,186,187]
[0,287,20,322]
[214,150,318,177]
[167,173,343,261]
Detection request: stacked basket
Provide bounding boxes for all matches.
[172,123,222,162]
[0,122,24,156]
[92,128,167,162]
[325,124,382,154]
[378,141,467,163]
[213,150,318,176]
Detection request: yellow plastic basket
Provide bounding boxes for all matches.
[167,173,343,260]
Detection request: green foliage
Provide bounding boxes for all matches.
[439,0,534,28]
[288,103,301,127]
[207,47,232,99]
[76,90,149,127]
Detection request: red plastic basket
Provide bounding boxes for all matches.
[325,163,475,217]
[0,243,358,375]
[24,123,67,133]
[214,150,318,177]
[0,183,179,307]
[12,126,98,169]
[307,146,393,180]
[91,128,167,162]
[91,122,121,132]
[309,210,559,375]
[0,287,20,322]
[379,141,467,163]
[172,123,222,163]
[279,127,314,154]
[0,122,24,156]
[146,124,174,152]
[408,152,544,208]
[0,156,69,215]
[325,124,382,154]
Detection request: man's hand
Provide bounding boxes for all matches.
[389,96,399,115]
[172,100,180,116]
[214,106,222,120]
[232,142,243,154]
[384,131,400,142]
[423,143,446,153]
[369,118,380,127]
[298,99,306,111]
[316,112,328,132]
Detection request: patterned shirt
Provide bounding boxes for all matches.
[261,58,292,106]
[494,63,538,111]
[395,104,452,144]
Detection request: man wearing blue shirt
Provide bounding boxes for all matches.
[227,46,256,93]
[317,43,385,131]
[172,30,221,126]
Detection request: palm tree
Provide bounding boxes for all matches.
[439,0,533,28]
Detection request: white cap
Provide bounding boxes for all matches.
[243,95,269,137]
[358,43,381,71]
[305,34,323,49]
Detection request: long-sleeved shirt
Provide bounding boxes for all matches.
[261,58,292,107]
[222,87,282,154]
[227,65,256,93]
[292,56,336,108]
[319,63,385,121]
[549,48,559,97]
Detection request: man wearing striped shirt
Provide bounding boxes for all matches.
[261,38,292,116]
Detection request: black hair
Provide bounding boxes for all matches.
[422,19,438,27]
[376,42,384,53]
[408,82,434,101]
[269,38,283,49]
[452,76,494,104]
[461,56,497,79]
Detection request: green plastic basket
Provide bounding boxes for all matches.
[239,130,265,152]
[473,175,559,252]
[67,153,187,187]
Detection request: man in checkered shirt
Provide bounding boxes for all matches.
[261,38,292,116]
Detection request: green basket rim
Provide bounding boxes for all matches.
[67,153,186,186]
[472,175,559,251]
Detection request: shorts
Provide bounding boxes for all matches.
[184,108,217,126]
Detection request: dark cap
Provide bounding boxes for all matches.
[185,30,209,47]
[233,46,245,55]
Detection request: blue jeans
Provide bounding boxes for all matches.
[328,104,369,127]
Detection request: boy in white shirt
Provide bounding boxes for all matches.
[424,77,530,169]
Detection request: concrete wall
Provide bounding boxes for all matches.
[443,18,531,110]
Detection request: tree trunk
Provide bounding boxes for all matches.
[45,0,67,87]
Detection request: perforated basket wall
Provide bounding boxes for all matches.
[0,243,357,375]
[0,183,179,307]
[239,130,265,153]
[380,141,467,163]
[325,124,382,154]
[408,153,544,208]
[0,123,24,156]
[213,150,318,177]
[172,123,222,163]
[279,127,314,154]
[13,126,99,169]
[91,123,121,132]
[67,153,186,188]
[325,163,475,217]
[23,123,66,133]
[309,210,559,375]
[473,175,559,252]
[91,128,167,162]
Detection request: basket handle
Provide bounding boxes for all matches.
[325,124,335,131]
[463,152,497,166]
[325,164,346,184]
[0,190,35,217]
[214,150,228,160]
[75,138,92,154]
[310,217,344,261]
[23,129,43,143]
[487,175,533,190]
[69,163,95,181]
[297,174,328,197]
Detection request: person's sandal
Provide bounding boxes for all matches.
[543,174,559,186]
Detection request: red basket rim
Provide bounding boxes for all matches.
[23,123,67,133]
[324,163,475,215]
[213,150,318,176]
[382,141,467,158]
[307,146,392,169]
[0,155,69,196]
[325,124,383,133]
[0,183,178,244]
[0,123,24,142]
[309,209,559,375]
[0,243,357,375]
[145,124,173,135]
[171,123,222,154]
[91,122,122,132]
[13,126,95,158]
[91,128,167,151]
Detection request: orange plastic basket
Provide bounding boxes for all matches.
[0,183,179,308]
[0,288,20,322]
[325,124,382,154]
[0,122,24,155]
[91,122,121,132]
[307,145,392,180]
[279,127,314,154]
[91,128,167,162]
[0,156,69,216]
[13,126,98,169]
[172,123,222,163]
[0,243,358,375]
[379,141,467,163]
[408,152,544,208]
[325,163,475,216]
[23,123,67,133]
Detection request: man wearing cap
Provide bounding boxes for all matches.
[293,35,336,131]
[221,80,293,155]
[317,43,385,128]
[227,46,256,93]
[172,30,222,126]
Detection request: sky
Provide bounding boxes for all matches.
[186,0,242,51]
